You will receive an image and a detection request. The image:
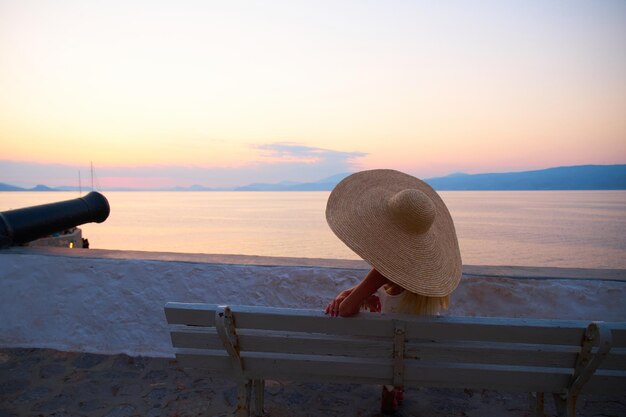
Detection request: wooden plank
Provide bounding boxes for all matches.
[176,349,579,393]
[242,352,392,381]
[598,348,626,371]
[166,303,596,344]
[609,323,626,347]
[173,326,597,371]
[171,327,598,371]
[175,348,231,372]
[170,326,221,349]
[166,303,394,337]
[165,302,217,326]
[238,332,391,358]
[404,318,587,345]
[404,361,571,392]
[585,369,626,394]
[406,340,579,368]
[225,310,393,338]
[171,328,393,358]
[176,349,394,385]
[243,372,387,386]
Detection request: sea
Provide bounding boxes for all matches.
[1,191,625,269]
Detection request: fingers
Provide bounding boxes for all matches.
[331,298,341,317]
[325,287,357,317]
[325,296,345,317]
[325,299,339,316]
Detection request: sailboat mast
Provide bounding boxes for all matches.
[90,161,94,191]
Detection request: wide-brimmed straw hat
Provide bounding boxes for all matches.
[326,169,462,297]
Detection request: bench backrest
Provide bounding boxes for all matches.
[165,303,625,394]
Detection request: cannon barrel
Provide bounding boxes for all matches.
[0,191,110,248]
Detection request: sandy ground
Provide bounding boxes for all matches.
[2,348,625,417]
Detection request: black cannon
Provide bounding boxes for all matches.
[0,191,110,248]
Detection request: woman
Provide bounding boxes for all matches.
[324,169,463,413]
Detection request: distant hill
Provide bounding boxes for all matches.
[1,165,624,192]
[31,184,56,191]
[236,166,626,191]
[0,183,59,192]
[234,173,351,191]
[425,164,626,190]
[0,183,25,191]
[169,184,216,191]
[235,181,302,191]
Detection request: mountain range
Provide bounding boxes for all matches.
[1,164,625,192]
[426,164,626,190]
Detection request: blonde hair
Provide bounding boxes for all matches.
[397,290,449,316]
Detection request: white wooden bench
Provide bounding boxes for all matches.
[164,303,626,417]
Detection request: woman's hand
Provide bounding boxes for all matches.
[325,288,353,317]
[325,269,388,317]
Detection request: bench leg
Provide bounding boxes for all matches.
[553,393,577,417]
[253,379,265,416]
[530,392,545,417]
[236,379,252,417]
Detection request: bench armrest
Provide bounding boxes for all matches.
[569,322,612,396]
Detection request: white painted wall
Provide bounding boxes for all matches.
[1,248,625,357]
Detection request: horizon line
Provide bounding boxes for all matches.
[1,163,625,192]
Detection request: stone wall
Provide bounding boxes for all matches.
[1,247,624,358]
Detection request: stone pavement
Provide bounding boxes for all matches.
[1,348,625,417]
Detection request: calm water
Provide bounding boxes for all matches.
[1,191,625,269]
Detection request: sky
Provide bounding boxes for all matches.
[1,0,625,189]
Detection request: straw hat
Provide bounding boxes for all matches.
[326,169,462,297]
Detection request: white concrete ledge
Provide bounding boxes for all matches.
[8,246,626,280]
[1,247,625,358]
[4,246,371,269]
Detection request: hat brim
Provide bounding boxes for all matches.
[326,169,462,297]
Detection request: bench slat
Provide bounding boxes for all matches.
[166,303,596,345]
[174,349,232,374]
[597,348,626,371]
[166,303,394,337]
[227,312,393,338]
[175,349,393,384]
[404,319,587,345]
[404,361,572,392]
[172,328,393,358]
[406,341,579,368]
[165,303,216,326]
[610,324,626,347]
[174,348,575,392]
[171,327,585,369]
[585,369,626,394]
[170,328,222,350]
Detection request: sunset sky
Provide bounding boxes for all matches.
[1,1,625,188]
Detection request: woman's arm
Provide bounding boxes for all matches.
[326,269,388,317]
